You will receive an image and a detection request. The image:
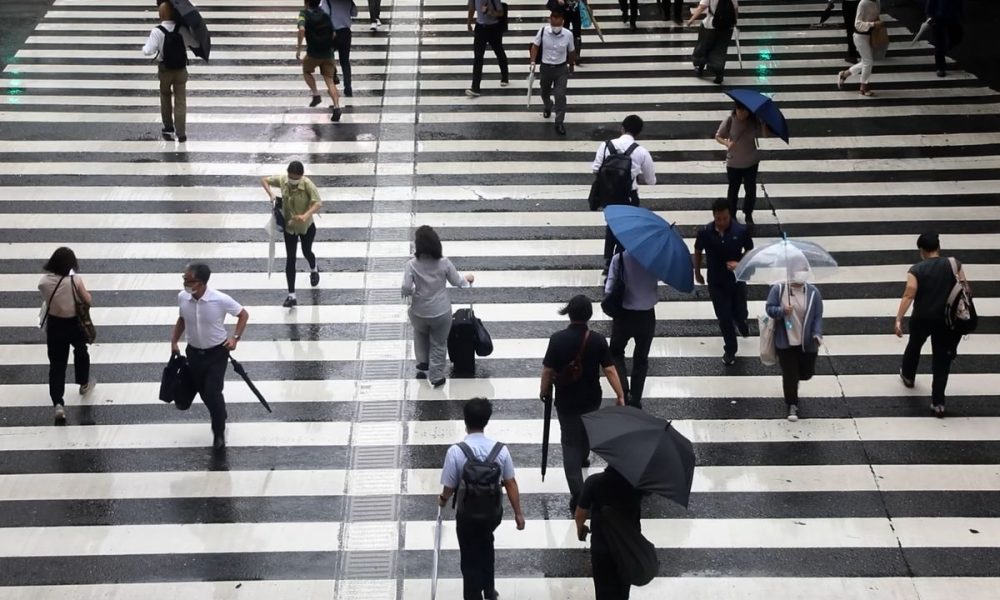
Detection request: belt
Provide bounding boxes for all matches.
[541,62,568,67]
[188,343,226,354]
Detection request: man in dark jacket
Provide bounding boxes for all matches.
[926,0,963,76]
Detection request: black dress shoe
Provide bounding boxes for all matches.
[744,214,754,226]
[310,95,322,107]
[543,107,552,119]
[212,432,226,450]
[714,73,724,84]
[431,378,447,388]
[161,128,174,141]
[310,270,320,287]
[416,362,429,371]
[555,123,566,135]
[344,86,353,97]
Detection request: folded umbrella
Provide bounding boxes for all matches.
[734,236,838,285]
[724,88,790,143]
[581,406,695,507]
[912,18,933,45]
[734,27,743,68]
[431,505,443,600]
[603,205,694,293]
[526,70,535,107]
[229,356,273,413]
[541,395,553,481]
[165,0,211,60]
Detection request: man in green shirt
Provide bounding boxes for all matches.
[297,0,342,122]
[261,160,323,308]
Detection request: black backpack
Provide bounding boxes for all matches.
[453,442,505,525]
[589,141,638,210]
[600,505,659,587]
[945,257,977,335]
[303,8,335,53]
[710,0,737,30]
[158,25,188,70]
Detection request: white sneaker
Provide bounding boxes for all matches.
[54,405,66,422]
[79,377,96,395]
[465,89,481,98]
[370,19,381,31]
[786,405,799,422]
[500,81,509,87]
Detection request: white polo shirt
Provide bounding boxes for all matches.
[533,25,575,65]
[177,287,243,349]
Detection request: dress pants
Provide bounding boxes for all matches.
[565,6,583,55]
[726,162,759,218]
[368,0,381,21]
[334,27,353,91]
[619,0,639,26]
[708,281,748,355]
[593,549,631,599]
[776,346,818,405]
[609,308,656,408]
[46,315,91,406]
[843,0,859,59]
[471,23,509,92]
[186,344,229,434]
[603,191,640,266]
[539,63,569,124]
[558,408,592,506]
[157,65,188,136]
[408,309,452,382]
[456,517,500,600]
[692,26,733,76]
[931,18,962,71]
[901,318,960,405]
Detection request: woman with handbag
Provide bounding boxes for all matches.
[402,226,474,387]
[836,0,882,96]
[38,247,95,422]
[764,269,824,422]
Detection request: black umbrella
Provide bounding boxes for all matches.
[229,356,272,413]
[541,395,553,481]
[159,0,211,61]
[581,406,695,507]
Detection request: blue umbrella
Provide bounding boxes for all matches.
[725,89,789,143]
[604,205,694,293]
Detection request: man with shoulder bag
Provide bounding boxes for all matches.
[530,9,576,135]
[540,295,626,514]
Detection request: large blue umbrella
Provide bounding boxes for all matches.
[604,205,694,293]
[725,89,789,143]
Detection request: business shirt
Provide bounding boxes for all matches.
[533,25,575,65]
[441,432,516,488]
[177,287,243,349]
[694,220,753,287]
[698,0,739,30]
[142,20,197,62]
[470,0,502,25]
[605,251,659,311]
[592,134,656,191]
[267,174,321,235]
[320,0,354,30]
[402,257,471,319]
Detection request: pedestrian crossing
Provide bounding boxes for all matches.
[1,0,999,597]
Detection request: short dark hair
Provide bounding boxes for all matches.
[185,262,212,284]
[43,247,79,277]
[414,225,443,259]
[464,397,492,430]
[558,294,593,322]
[711,197,730,214]
[287,160,305,176]
[306,0,321,8]
[550,9,565,18]
[622,114,644,136]
[917,232,940,252]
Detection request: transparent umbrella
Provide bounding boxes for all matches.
[734,237,838,285]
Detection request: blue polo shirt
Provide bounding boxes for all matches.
[694,220,753,286]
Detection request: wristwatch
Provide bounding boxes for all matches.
[233,334,241,340]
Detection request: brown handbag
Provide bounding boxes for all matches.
[70,275,97,344]
[870,21,890,52]
[555,329,591,386]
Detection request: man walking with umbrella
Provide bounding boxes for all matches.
[169,262,249,450]
[144,1,198,142]
[693,198,754,366]
[540,295,626,514]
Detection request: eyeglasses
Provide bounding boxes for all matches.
[182,278,201,285]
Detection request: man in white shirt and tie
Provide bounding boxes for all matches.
[530,10,576,135]
[592,115,657,271]
[170,263,249,450]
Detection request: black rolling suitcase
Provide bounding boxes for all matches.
[448,308,479,375]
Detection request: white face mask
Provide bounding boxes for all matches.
[287,177,301,185]
[790,271,810,285]
[184,284,196,294]
[551,25,563,33]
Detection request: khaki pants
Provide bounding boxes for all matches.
[158,65,187,135]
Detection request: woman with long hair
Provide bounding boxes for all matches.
[402,226,474,387]
[38,247,95,422]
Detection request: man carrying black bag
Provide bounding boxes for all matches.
[158,352,197,409]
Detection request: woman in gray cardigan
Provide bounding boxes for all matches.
[402,226,474,387]
[765,271,824,422]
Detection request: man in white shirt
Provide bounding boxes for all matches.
[170,263,249,450]
[687,0,739,84]
[530,10,576,135]
[144,2,197,142]
[592,115,656,270]
[438,398,525,600]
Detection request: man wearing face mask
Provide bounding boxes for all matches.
[170,262,249,450]
[530,10,576,136]
[765,265,824,422]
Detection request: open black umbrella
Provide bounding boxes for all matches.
[581,406,695,507]
[158,0,211,60]
[229,356,272,413]
[540,395,553,481]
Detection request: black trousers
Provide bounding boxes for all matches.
[931,18,962,71]
[610,308,656,408]
[472,23,509,92]
[843,0,859,59]
[334,27,353,91]
[692,26,733,75]
[46,315,90,406]
[593,549,631,599]
[603,191,640,265]
[186,344,229,433]
[727,162,759,218]
[901,318,960,405]
[618,0,639,25]
[709,281,748,355]
[284,223,317,293]
[557,408,591,506]
[776,346,818,406]
[565,7,582,55]
[367,0,381,21]
[456,517,500,600]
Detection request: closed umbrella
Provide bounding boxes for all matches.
[734,236,838,285]
[817,1,835,25]
[581,406,695,506]
[724,89,790,143]
[229,356,273,413]
[603,205,694,293]
[431,505,443,599]
[160,0,212,60]
[540,394,553,481]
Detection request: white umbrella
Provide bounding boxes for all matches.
[265,213,277,279]
[431,505,443,599]
[526,69,535,107]
[734,27,743,68]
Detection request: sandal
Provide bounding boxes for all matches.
[836,71,848,90]
[859,84,874,97]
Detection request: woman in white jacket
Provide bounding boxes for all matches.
[836,0,881,96]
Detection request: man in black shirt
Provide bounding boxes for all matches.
[693,198,754,366]
[575,466,644,599]
[895,232,968,416]
[540,295,626,512]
